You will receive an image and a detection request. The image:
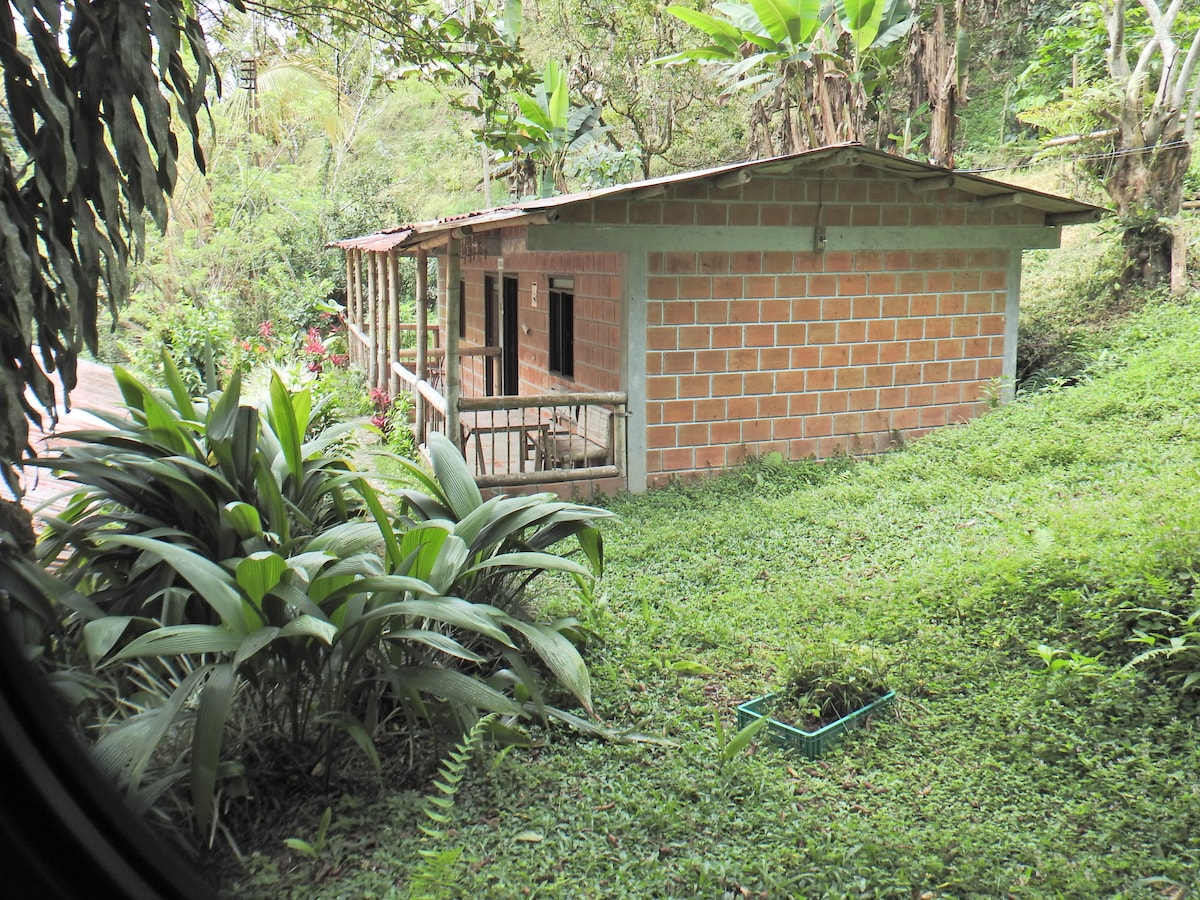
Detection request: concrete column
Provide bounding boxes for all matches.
[1002,249,1022,402]
[623,251,648,492]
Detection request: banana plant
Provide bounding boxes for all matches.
[657,0,917,154]
[490,59,607,197]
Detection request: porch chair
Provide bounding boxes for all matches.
[536,404,614,470]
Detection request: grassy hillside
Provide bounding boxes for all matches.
[224,293,1200,898]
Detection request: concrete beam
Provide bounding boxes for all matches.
[1045,209,1106,226]
[713,170,751,190]
[528,223,1064,253]
[909,175,956,192]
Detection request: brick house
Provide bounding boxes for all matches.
[333,143,1103,493]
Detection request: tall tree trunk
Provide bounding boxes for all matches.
[748,100,777,159]
[1099,0,1200,289]
[1106,136,1192,288]
[508,154,538,199]
[909,3,965,167]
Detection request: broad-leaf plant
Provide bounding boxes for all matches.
[2,357,609,844]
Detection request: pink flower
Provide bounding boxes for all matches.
[329,353,349,368]
[370,413,389,431]
[370,387,391,410]
[258,320,274,339]
[306,360,323,374]
[303,327,327,357]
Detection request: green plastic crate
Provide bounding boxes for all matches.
[736,689,896,759]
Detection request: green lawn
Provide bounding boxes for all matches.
[228,298,1200,899]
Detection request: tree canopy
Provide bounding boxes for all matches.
[0,0,215,493]
[0,0,531,495]
[1019,0,1199,288]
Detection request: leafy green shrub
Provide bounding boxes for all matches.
[771,640,892,728]
[119,295,240,393]
[392,445,605,612]
[1015,224,1178,391]
[9,359,609,846]
[121,289,341,393]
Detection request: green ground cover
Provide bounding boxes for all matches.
[228,297,1200,898]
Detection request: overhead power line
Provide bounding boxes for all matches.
[961,138,1192,175]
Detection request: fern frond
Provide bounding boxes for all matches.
[406,713,498,900]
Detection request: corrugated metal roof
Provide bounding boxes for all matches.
[331,226,414,252]
[330,143,1108,253]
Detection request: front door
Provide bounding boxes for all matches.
[484,275,497,396]
[502,275,519,395]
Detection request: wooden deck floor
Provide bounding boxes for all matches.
[21,358,125,518]
[460,408,550,478]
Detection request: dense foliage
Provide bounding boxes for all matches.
[0,0,214,487]
[656,0,924,156]
[1015,0,1199,286]
[111,32,431,387]
[3,363,608,846]
[520,0,747,177]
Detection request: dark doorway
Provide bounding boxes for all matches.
[548,276,574,378]
[484,275,497,396]
[502,275,519,395]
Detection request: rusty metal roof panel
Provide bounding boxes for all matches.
[328,226,414,251]
[333,144,1107,252]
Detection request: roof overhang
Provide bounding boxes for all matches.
[329,144,1108,254]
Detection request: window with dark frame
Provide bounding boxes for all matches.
[548,277,574,378]
[458,279,466,339]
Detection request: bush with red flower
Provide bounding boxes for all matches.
[364,386,414,455]
[303,327,328,372]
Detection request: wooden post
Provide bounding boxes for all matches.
[445,237,462,452]
[365,251,377,387]
[346,250,359,368]
[373,252,382,390]
[415,249,429,443]
[615,406,627,478]
[1172,220,1189,297]
[376,252,388,391]
[388,251,400,396]
[355,250,366,370]
[344,251,354,367]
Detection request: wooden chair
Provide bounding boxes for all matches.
[536,405,613,470]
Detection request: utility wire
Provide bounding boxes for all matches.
[961,138,1193,174]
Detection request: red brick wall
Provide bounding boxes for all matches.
[452,231,623,397]
[642,245,1008,485]
[555,163,1026,488]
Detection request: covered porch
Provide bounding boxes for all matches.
[334,219,627,491]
